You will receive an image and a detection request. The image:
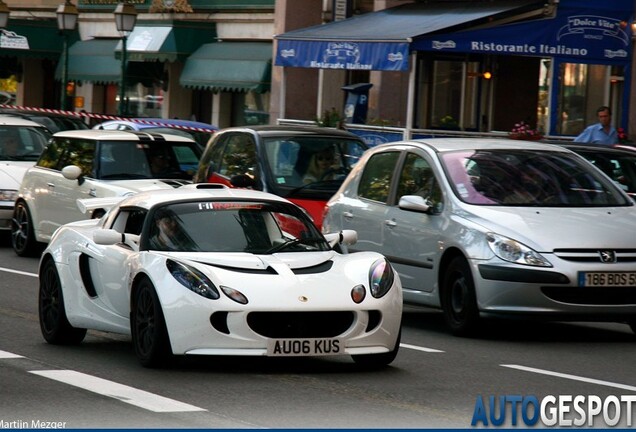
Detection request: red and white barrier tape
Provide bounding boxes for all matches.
[0,104,218,133]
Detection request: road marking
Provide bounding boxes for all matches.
[0,350,24,359]
[502,364,636,392]
[0,266,37,277]
[30,370,207,412]
[400,343,444,353]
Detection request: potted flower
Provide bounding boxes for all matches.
[509,121,543,141]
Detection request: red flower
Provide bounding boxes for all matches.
[509,121,543,140]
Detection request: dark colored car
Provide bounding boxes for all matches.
[0,108,89,133]
[555,143,636,199]
[193,125,369,228]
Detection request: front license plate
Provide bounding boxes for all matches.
[267,338,343,357]
[579,272,636,287]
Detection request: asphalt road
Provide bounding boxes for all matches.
[1,234,635,429]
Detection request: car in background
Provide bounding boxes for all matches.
[0,115,51,231]
[94,118,218,150]
[193,125,369,229]
[322,138,636,336]
[0,108,89,133]
[12,129,201,256]
[38,184,402,368]
[553,143,636,199]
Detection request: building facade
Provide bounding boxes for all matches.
[2,0,635,141]
[0,0,274,128]
[273,0,636,142]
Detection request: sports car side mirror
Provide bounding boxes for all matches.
[94,229,140,251]
[324,229,357,248]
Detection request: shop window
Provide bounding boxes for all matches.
[232,91,270,126]
[555,63,622,136]
[0,75,18,105]
[537,59,551,135]
[429,60,479,131]
[124,82,164,118]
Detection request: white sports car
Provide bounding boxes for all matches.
[39,184,402,368]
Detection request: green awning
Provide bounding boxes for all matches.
[54,39,163,86]
[180,42,272,93]
[116,22,216,62]
[0,20,79,59]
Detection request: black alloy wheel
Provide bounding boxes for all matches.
[131,277,172,368]
[441,256,481,336]
[11,201,41,257]
[39,258,87,344]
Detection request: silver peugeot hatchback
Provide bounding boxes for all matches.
[322,138,636,336]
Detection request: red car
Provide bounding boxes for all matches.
[193,125,368,228]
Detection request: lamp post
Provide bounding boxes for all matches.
[0,0,9,30]
[56,1,78,111]
[114,2,137,117]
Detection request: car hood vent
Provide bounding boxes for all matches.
[291,260,333,274]
[197,261,279,274]
[159,179,192,188]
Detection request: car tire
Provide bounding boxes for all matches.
[39,258,87,345]
[352,329,401,368]
[12,201,42,257]
[131,277,173,368]
[441,256,481,337]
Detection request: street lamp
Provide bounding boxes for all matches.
[0,1,10,30]
[114,2,137,117]
[56,1,78,110]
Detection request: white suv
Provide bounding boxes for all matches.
[12,129,201,256]
[0,116,50,232]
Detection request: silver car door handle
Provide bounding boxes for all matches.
[343,211,353,219]
[384,219,397,228]
[47,183,55,188]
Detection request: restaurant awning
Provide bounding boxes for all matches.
[180,42,272,93]
[274,0,547,71]
[54,39,163,86]
[0,20,79,59]
[115,22,216,62]
[412,0,633,65]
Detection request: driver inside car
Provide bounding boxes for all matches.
[303,147,337,184]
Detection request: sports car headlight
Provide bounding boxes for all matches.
[0,189,17,202]
[369,259,394,298]
[486,233,552,267]
[166,260,220,299]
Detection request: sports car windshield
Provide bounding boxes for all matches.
[144,200,330,253]
[441,149,632,207]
